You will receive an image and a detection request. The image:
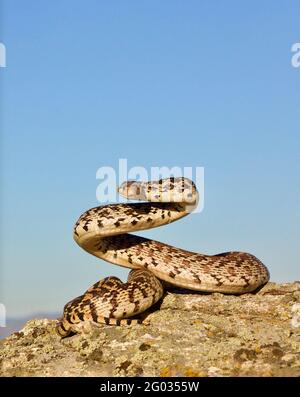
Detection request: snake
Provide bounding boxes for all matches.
[57,177,270,337]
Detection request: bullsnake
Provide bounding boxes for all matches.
[57,177,269,336]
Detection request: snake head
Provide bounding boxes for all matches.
[118,181,147,201]
[118,178,199,206]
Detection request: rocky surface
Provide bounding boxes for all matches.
[1,282,300,377]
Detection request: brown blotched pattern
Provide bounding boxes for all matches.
[57,177,270,337]
[56,269,163,336]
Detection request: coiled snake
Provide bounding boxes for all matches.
[57,177,269,337]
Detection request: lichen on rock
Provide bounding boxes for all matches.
[0,282,300,376]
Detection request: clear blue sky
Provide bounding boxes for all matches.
[1,1,299,318]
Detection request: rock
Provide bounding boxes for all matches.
[1,282,300,376]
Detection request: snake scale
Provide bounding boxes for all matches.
[57,177,270,337]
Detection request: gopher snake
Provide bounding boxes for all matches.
[57,177,269,336]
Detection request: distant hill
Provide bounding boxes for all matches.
[0,313,60,339]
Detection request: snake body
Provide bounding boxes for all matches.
[57,177,269,336]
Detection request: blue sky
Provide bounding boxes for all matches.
[0,0,299,318]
